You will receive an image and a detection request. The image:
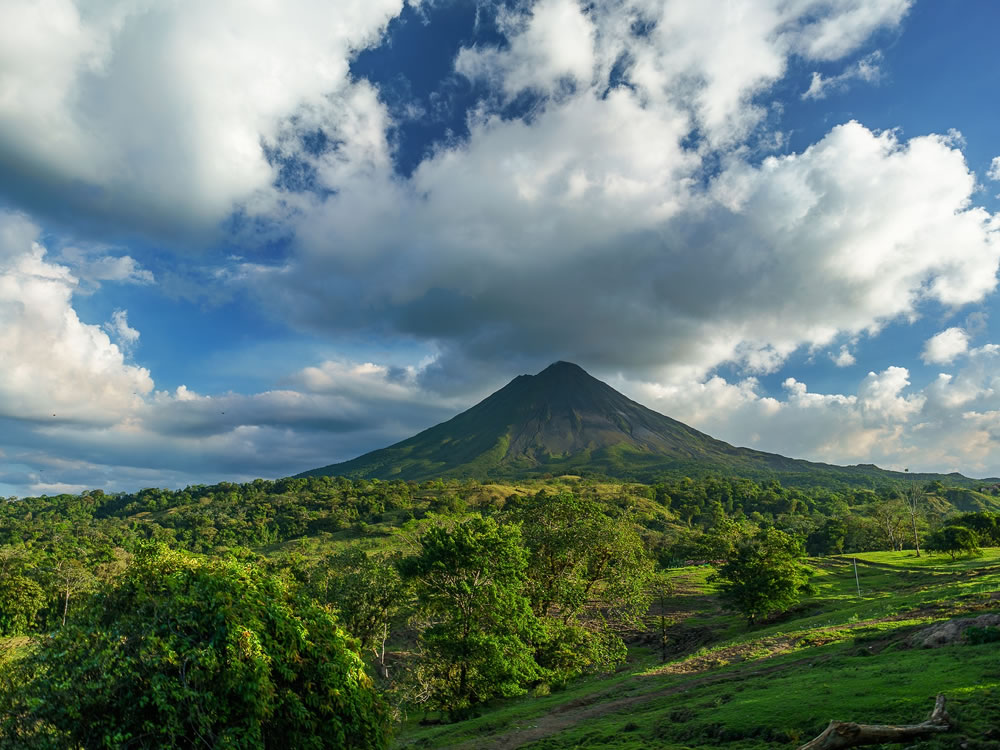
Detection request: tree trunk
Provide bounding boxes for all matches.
[906,484,922,557]
[797,694,950,750]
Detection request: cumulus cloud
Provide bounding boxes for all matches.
[216,0,997,391]
[0,0,406,240]
[626,347,1000,477]
[921,327,970,364]
[103,309,140,352]
[0,212,152,424]
[258,117,999,389]
[831,345,857,367]
[456,0,596,97]
[456,0,909,146]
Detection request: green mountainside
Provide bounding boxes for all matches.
[299,361,993,488]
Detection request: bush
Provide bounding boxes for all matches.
[0,545,389,749]
[966,626,1000,645]
[925,525,982,560]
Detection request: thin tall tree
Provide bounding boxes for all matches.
[904,482,923,557]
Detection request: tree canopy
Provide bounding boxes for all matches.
[710,527,813,625]
[1,545,390,749]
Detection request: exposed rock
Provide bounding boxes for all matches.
[908,614,1000,648]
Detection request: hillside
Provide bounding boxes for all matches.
[299,362,993,488]
[399,549,1000,749]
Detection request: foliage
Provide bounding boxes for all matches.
[925,524,982,560]
[399,516,543,715]
[307,548,407,677]
[509,492,653,678]
[805,517,847,556]
[965,626,1000,645]
[0,545,390,749]
[710,527,813,625]
[0,575,45,637]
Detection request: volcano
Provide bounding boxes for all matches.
[297,361,970,486]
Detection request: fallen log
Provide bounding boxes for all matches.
[797,694,950,750]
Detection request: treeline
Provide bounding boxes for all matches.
[2,474,998,637]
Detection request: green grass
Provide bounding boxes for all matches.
[396,550,1000,749]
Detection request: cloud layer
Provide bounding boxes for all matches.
[0,0,405,240]
[2,0,1000,494]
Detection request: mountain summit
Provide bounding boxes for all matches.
[298,361,881,483]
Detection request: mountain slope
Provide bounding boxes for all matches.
[297,362,991,486]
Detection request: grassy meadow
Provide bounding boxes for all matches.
[396,549,1000,749]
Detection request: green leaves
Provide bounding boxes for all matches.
[400,516,544,714]
[926,525,983,560]
[0,544,390,749]
[710,527,813,626]
[510,492,652,679]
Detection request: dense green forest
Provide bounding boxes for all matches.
[2,474,1000,747]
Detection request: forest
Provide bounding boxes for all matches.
[1,474,999,747]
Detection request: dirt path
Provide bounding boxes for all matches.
[455,658,811,750]
[471,664,757,749]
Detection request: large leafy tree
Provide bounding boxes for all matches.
[926,525,982,560]
[711,527,813,626]
[1,545,390,749]
[0,575,45,637]
[0,549,45,637]
[400,516,542,715]
[310,548,407,679]
[509,492,652,677]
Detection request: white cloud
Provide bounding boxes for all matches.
[831,345,856,367]
[455,1,910,147]
[626,347,1000,477]
[268,117,999,388]
[0,348,463,496]
[988,157,1000,181]
[60,247,155,286]
[104,309,140,352]
[0,212,152,424]
[223,0,992,389]
[802,50,883,100]
[0,0,406,239]
[921,327,970,364]
[456,0,596,97]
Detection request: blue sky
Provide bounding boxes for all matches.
[1,0,999,496]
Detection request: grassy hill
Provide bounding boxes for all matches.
[398,550,1000,749]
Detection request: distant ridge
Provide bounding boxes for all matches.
[297,362,993,488]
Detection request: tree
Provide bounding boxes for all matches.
[0,574,45,637]
[1,545,390,749]
[399,516,542,715]
[510,492,653,678]
[806,518,847,556]
[904,483,924,556]
[711,527,813,626]
[925,525,982,560]
[871,497,908,551]
[49,557,95,627]
[648,572,674,663]
[312,548,407,679]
